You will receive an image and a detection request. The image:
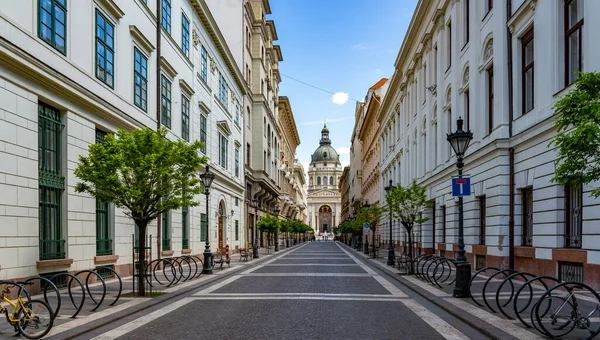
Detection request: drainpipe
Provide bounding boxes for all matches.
[156,0,162,260]
[507,0,515,270]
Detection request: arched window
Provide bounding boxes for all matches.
[317,177,321,185]
[330,176,334,185]
[323,176,328,185]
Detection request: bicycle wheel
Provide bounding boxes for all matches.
[534,295,576,338]
[16,299,54,339]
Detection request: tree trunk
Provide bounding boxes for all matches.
[137,221,147,296]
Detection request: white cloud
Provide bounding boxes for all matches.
[352,43,368,50]
[299,116,352,126]
[332,92,349,105]
[337,147,350,155]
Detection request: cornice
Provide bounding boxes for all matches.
[96,0,124,19]
[179,79,194,96]
[507,0,537,34]
[129,25,155,53]
[160,56,177,78]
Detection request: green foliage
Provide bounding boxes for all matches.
[550,71,600,197]
[386,180,431,227]
[332,226,340,235]
[74,127,207,228]
[257,214,280,233]
[279,219,292,233]
[356,203,384,231]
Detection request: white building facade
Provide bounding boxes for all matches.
[0,0,245,281]
[378,0,600,286]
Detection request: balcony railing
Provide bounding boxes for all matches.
[162,238,171,251]
[96,239,113,256]
[39,239,66,260]
[182,238,189,250]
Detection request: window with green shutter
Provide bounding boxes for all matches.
[134,48,148,111]
[95,10,114,88]
[181,95,190,141]
[161,75,171,128]
[199,114,207,153]
[38,102,65,260]
[200,213,207,242]
[161,0,171,34]
[235,146,239,177]
[235,220,239,241]
[95,129,112,256]
[182,14,190,57]
[200,46,208,82]
[162,211,171,251]
[38,0,67,55]
[182,206,189,249]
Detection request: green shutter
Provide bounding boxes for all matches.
[95,10,115,88]
[95,129,112,256]
[182,207,189,249]
[38,102,65,260]
[38,0,67,55]
[162,211,171,251]
[200,213,207,242]
[235,220,239,241]
[161,76,172,128]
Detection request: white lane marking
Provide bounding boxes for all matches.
[445,298,543,339]
[372,275,408,297]
[194,293,399,297]
[189,296,407,301]
[401,299,471,340]
[400,275,452,297]
[264,264,361,266]
[46,298,151,337]
[239,273,376,277]
[195,275,242,294]
[90,297,195,340]
[280,257,350,259]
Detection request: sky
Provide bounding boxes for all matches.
[269,0,418,176]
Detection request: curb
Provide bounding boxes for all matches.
[60,244,304,340]
[343,244,502,340]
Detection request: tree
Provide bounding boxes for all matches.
[550,71,600,197]
[387,180,431,274]
[279,219,292,247]
[74,127,206,296]
[356,203,384,256]
[257,214,280,250]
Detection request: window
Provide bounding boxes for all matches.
[39,0,67,54]
[447,109,452,160]
[478,195,486,245]
[200,46,208,82]
[486,0,493,15]
[565,0,583,85]
[181,95,190,141]
[39,102,65,260]
[161,75,171,128]
[181,14,189,57]
[522,28,534,114]
[200,213,207,241]
[464,90,470,131]
[200,114,207,153]
[441,205,446,243]
[330,176,334,186]
[464,0,469,46]
[247,107,251,128]
[235,220,239,241]
[323,176,328,186]
[558,262,583,283]
[96,129,111,256]
[219,73,228,106]
[487,67,494,135]
[162,211,171,251]
[161,0,171,34]
[565,183,583,248]
[134,49,148,112]
[95,11,114,88]
[431,201,436,244]
[219,133,228,169]
[235,197,239,207]
[522,188,533,246]
[235,105,240,125]
[446,21,452,71]
[246,143,250,167]
[235,146,240,177]
[317,177,321,186]
[182,206,189,249]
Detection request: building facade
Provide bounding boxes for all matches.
[349,102,364,215]
[0,0,246,280]
[339,166,351,222]
[277,96,302,220]
[378,0,600,286]
[307,124,343,235]
[293,162,309,224]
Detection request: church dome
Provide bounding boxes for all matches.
[311,122,340,163]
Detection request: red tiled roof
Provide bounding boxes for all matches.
[369,78,388,90]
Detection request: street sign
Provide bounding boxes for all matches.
[363,223,369,230]
[452,177,471,196]
[363,223,369,235]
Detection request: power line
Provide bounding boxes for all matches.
[281,73,363,103]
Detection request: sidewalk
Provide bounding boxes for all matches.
[0,245,301,340]
[342,243,544,340]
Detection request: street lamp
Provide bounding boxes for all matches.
[200,165,215,275]
[363,201,370,255]
[384,180,396,266]
[446,116,473,298]
[273,205,280,252]
[252,198,260,259]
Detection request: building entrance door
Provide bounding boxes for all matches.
[318,205,332,235]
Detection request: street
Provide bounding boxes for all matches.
[57,242,488,340]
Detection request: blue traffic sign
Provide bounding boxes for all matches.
[452,177,471,196]
[363,223,369,230]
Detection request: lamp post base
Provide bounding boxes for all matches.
[387,245,396,266]
[363,240,369,255]
[453,262,472,298]
[202,248,213,275]
[253,243,259,259]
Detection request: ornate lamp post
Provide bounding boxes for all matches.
[200,165,215,275]
[363,201,370,255]
[446,116,474,298]
[273,206,280,251]
[384,180,396,266]
[252,198,260,259]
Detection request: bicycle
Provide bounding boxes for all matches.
[0,280,54,339]
[533,282,600,339]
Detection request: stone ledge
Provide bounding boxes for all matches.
[181,249,192,254]
[471,245,488,256]
[161,250,174,257]
[514,246,535,258]
[36,258,73,268]
[552,248,587,263]
[94,255,119,263]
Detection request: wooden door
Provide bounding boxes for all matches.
[218,216,223,250]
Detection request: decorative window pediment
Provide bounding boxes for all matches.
[160,57,178,79]
[129,25,155,53]
[217,120,232,136]
[96,0,124,20]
